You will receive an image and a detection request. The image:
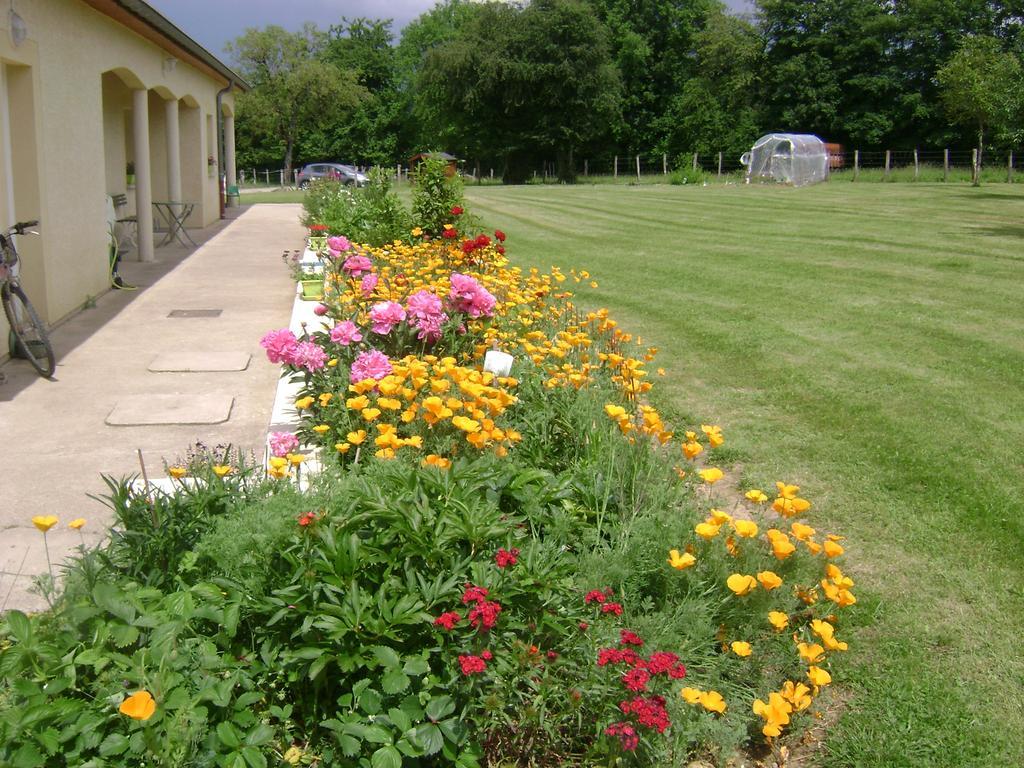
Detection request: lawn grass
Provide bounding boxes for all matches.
[464,182,1024,767]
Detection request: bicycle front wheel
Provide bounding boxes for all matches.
[2,283,55,377]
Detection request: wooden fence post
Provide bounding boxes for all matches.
[972,148,979,184]
[584,159,588,177]
[943,148,949,182]
[692,152,699,171]
[913,148,919,181]
[636,154,641,181]
[884,150,891,180]
[716,152,723,179]
[1009,152,1014,183]
[854,149,860,181]
[662,153,667,175]
[614,155,618,179]
[490,168,494,180]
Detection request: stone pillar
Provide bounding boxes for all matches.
[132,88,154,262]
[165,98,181,204]
[224,114,236,187]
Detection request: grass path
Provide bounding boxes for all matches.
[465,183,1024,767]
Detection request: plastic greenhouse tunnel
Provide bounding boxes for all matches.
[740,134,830,187]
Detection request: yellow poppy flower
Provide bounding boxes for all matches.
[683,441,703,460]
[69,518,86,530]
[212,465,232,477]
[119,690,157,720]
[700,690,727,714]
[745,489,768,503]
[768,611,789,631]
[701,424,724,447]
[452,415,481,433]
[733,519,758,538]
[318,392,333,407]
[346,429,367,445]
[757,570,783,590]
[694,522,721,540]
[797,642,826,664]
[287,454,305,466]
[604,404,626,419]
[698,468,724,484]
[168,466,187,479]
[32,516,59,533]
[335,442,351,454]
[781,680,813,711]
[680,687,703,704]
[361,408,382,422]
[423,454,452,470]
[823,540,845,558]
[411,226,423,237]
[709,509,732,525]
[726,573,758,596]
[312,424,330,435]
[807,665,832,687]
[667,549,696,570]
[294,396,314,410]
[731,641,752,657]
[791,522,816,541]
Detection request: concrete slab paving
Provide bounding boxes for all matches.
[0,204,302,612]
[106,394,235,425]
[148,351,251,372]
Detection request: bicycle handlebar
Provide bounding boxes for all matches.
[13,220,39,234]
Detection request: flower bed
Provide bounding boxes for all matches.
[0,173,855,767]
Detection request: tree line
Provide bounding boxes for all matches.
[228,0,1024,184]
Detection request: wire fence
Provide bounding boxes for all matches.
[239,147,1024,188]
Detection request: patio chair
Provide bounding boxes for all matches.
[110,193,137,252]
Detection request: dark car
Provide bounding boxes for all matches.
[296,163,368,189]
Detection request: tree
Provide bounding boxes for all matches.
[226,25,364,173]
[416,0,621,183]
[937,35,1024,183]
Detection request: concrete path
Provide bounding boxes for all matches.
[0,204,301,611]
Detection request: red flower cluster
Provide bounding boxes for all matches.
[584,587,614,604]
[297,511,317,527]
[450,206,464,215]
[647,651,686,678]
[604,722,639,751]
[597,647,642,667]
[494,229,506,242]
[458,654,487,676]
[433,611,461,630]
[309,223,328,232]
[621,667,652,692]
[619,629,644,646]
[601,602,624,616]
[462,583,501,630]
[468,600,502,630]
[495,547,520,568]
[441,227,458,239]
[460,233,492,255]
[461,585,489,604]
[619,695,670,733]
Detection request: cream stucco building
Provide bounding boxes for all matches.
[0,0,245,341]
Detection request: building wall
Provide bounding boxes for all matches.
[0,0,237,337]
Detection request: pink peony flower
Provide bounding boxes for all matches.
[269,432,300,457]
[327,235,351,253]
[406,290,448,342]
[349,349,392,383]
[342,254,372,277]
[369,301,407,335]
[260,328,298,364]
[448,273,496,319]
[291,340,327,372]
[330,320,363,346]
[313,303,329,316]
[360,273,379,297]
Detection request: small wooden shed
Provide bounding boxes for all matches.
[409,151,459,177]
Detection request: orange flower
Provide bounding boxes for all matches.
[757,570,783,590]
[726,573,758,596]
[698,468,724,484]
[733,519,758,538]
[768,611,789,631]
[119,690,156,720]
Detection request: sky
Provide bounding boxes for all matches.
[147,0,754,62]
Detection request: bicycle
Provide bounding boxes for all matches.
[1,220,55,378]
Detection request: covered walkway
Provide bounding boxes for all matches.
[0,204,301,611]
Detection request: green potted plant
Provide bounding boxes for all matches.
[283,251,324,301]
[307,223,328,253]
[126,161,135,188]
